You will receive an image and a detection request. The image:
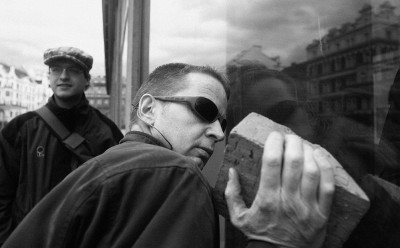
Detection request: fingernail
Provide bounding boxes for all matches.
[314,148,325,158]
[229,168,233,179]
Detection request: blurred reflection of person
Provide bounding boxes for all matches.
[225,61,400,248]
[226,62,314,140]
[377,66,400,185]
[229,62,378,182]
[342,67,400,248]
[225,62,318,248]
[329,66,400,248]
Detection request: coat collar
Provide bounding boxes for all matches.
[120,131,170,150]
[46,94,90,116]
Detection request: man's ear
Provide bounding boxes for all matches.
[137,94,156,126]
[84,80,90,91]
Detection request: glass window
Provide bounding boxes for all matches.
[151,1,400,247]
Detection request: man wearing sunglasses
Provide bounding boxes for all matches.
[3,63,334,248]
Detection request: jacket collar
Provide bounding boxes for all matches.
[120,131,170,150]
[46,94,90,116]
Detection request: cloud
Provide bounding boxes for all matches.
[0,0,104,75]
[1,0,399,76]
[149,0,228,70]
[224,0,399,66]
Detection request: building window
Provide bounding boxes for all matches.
[335,80,342,91]
[322,81,331,93]
[346,97,357,111]
[364,32,369,41]
[309,82,317,96]
[386,30,392,40]
[333,99,342,112]
[361,98,369,110]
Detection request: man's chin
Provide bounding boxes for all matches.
[188,156,207,170]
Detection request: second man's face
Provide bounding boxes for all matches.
[49,59,88,104]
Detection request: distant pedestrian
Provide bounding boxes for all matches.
[0,47,123,245]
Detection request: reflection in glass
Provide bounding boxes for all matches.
[225,1,400,247]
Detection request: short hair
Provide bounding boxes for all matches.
[131,63,230,123]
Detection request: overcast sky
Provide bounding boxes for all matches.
[1,0,398,76]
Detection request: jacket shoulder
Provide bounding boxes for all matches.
[89,106,123,139]
[101,142,211,190]
[1,111,37,143]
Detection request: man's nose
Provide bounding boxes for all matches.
[59,69,70,79]
[207,120,225,142]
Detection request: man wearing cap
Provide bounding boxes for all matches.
[0,46,123,244]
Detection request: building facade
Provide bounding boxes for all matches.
[85,75,112,118]
[304,2,400,142]
[85,75,126,129]
[0,63,51,129]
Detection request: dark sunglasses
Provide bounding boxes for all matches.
[153,96,227,132]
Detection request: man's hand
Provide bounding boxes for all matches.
[225,132,335,248]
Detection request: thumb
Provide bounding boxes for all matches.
[225,168,248,219]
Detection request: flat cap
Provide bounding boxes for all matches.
[43,47,93,71]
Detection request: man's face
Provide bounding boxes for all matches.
[49,59,88,104]
[154,72,227,169]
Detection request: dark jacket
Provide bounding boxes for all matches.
[0,95,123,244]
[3,131,220,248]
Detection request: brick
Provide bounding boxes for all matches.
[213,112,370,248]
